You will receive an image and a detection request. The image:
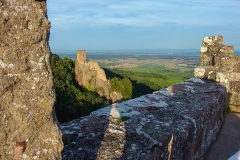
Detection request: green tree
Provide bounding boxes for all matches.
[122,77,132,100]
[110,76,133,100]
[110,77,124,93]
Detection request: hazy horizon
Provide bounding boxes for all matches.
[51,48,240,55]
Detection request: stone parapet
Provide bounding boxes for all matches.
[195,35,240,109]
[61,78,227,159]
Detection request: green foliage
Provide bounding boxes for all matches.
[122,77,133,100]
[110,77,124,93]
[50,54,109,123]
[110,76,133,100]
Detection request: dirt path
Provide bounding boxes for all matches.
[204,112,240,160]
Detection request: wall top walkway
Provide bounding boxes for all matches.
[61,78,227,159]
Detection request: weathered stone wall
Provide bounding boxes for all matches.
[0,0,63,159]
[194,35,240,109]
[61,78,227,159]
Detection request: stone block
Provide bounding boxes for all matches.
[229,72,240,80]
[228,81,240,93]
[200,52,214,66]
[215,56,238,69]
[233,62,240,72]
[208,45,223,56]
[219,45,234,57]
[224,80,240,106]
[208,70,217,80]
[194,66,215,79]
[203,35,223,46]
[216,72,229,83]
[200,46,208,53]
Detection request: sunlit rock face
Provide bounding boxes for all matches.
[194,35,240,108]
[61,78,227,159]
[75,50,111,99]
[0,0,63,159]
[75,50,123,102]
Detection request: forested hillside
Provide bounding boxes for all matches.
[50,54,110,123]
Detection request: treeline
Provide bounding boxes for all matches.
[50,54,110,123]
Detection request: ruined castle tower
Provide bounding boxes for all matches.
[194,35,240,109]
[0,0,63,159]
[76,50,87,64]
[75,50,111,99]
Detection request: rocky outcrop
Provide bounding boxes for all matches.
[61,78,227,159]
[0,0,63,159]
[194,35,240,109]
[75,50,110,99]
[75,50,123,102]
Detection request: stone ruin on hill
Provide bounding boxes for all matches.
[75,50,123,102]
[194,35,240,110]
[0,0,63,159]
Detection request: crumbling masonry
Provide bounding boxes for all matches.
[194,35,240,110]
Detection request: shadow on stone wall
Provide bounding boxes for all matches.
[61,78,227,159]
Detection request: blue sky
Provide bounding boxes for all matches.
[47,0,240,52]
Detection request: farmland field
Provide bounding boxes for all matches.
[56,50,200,96]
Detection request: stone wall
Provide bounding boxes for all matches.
[0,0,63,159]
[61,78,227,159]
[194,35,240,109]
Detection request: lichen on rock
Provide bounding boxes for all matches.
[0,0,63,159]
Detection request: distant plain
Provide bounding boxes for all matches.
[56,50,200,93]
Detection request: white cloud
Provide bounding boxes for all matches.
[48,0,240,30]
